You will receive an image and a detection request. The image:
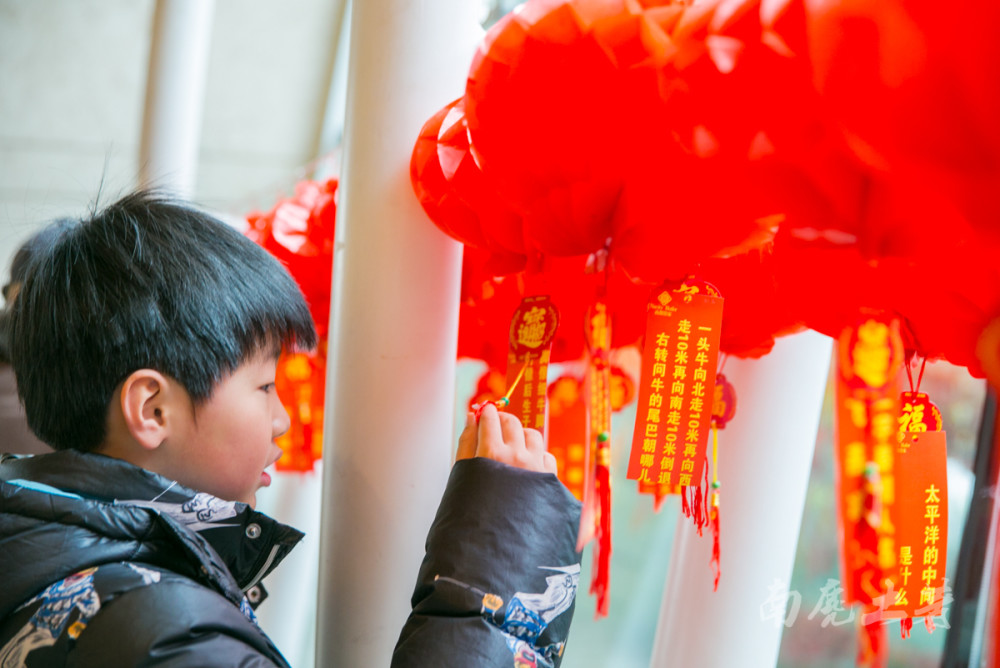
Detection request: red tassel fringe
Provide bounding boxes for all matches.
[710,507,721,591]
[858,612,889,668]
[590,458,612,618]
[694,489,706,536]
[900,617,913,639]
[924,616,935,633]
[685,461,711,536]
[653,493,667,512]
[677,459,719,591]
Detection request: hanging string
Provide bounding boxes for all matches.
[711,424,720,495]
[710,423,721,591]
[904,357,928,395]
[473,361,528,421]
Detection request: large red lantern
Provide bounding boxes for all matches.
[411,98,527,275]
[804,0,1000,237]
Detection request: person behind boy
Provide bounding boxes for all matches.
[0,224,71,456]
[0,191,581,667]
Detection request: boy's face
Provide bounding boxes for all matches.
[166,352,288,508]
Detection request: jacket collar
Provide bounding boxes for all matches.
[0,450,303,594]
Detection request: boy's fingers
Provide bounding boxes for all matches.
[456,412,477,461]
[524,428,556,474]
[543,451,558,475]
[476,403,503,458]
[498,410,525,449]
[523,428,545,454]
[465,403,557,475]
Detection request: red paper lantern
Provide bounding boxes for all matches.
[244,179,337,471]
[461,0,802,269]
[411,98,527,274]
[457,246,525,370]
[773,222,1000,377]
[246,179,337,338]
[465,3,628,257]
[772,224,894,342]
[804,0,1000,240]
[610,150,778,284]
[697,244,800,359]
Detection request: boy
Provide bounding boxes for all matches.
[0,191,582,667]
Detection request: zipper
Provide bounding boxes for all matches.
[242,544,280,592]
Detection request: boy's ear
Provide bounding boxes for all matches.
[119,369,173,451]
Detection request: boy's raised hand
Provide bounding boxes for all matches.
[456,403,557,475]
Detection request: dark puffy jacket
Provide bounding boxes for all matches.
[0,451,299,667]
[1,452,583,667]
[392,458,583,668]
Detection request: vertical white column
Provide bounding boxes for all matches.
[315,1,484,666]
[139,0,215,198]
[650,330,833,668]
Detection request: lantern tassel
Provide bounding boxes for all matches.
[691,456,711,536]
[857,611,889,668]
[900,617,912,639]
[710,506,721,592]
[591,434,612,618]
[653,493,667,513]
[694,486,705,536]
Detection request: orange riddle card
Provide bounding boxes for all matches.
[883,431,949,619]
[627,280,724,490]
[585,300,612,490]
[505,295,559,434]
[576,301,613,537]
[585,300,612,451]
[882,391,948,621]
[835,317,903,606]
[585,300,613,616]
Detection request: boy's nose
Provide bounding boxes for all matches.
[272,398,291,438]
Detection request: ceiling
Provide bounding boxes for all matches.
[0,0,347,273]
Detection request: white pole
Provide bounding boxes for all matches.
[252,467,324,668]
[650,330,833,668]
[315,1,484,666]
[139,0,215,198]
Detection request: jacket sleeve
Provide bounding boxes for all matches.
[67,579,289,668]
[392,457,583,668]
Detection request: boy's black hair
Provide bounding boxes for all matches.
[7,190,317,452]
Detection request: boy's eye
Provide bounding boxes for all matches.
[261,383,276,393]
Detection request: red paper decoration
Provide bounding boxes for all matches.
[463,0,805,279]
[411,98,527,274]
[804,0,1000,237]
[697,244,799,359]
[410,0,1000,641]
[245,179,337,472]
